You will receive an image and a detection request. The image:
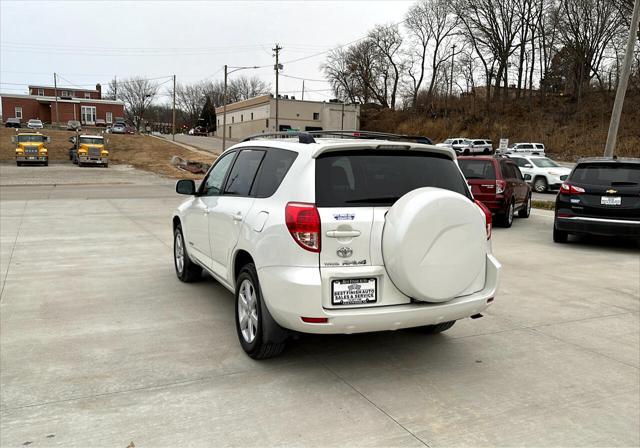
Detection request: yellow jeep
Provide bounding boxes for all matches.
[13,132,50,167]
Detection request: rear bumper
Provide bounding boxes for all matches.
[258,254,501,334]
[555,216,640,238]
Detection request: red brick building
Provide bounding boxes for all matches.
[1,83,124,126]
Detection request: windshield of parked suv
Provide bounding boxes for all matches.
[531,158,560,168]
[16,135,45,143]
[315,150,470,207]
[571,163,639,186]
[79,137,104,145]
[458,159,496,180]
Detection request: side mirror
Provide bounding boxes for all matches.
[11,136,16,144]
[176,179,196,195]
[68,136,75,144]
[45,136,51,143]
[524,174,532,181]
[524,163,533,168]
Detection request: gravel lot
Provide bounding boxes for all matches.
[1,163,638,447]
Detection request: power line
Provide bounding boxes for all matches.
[279,73,327,83]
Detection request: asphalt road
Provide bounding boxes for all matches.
[1,164,638,447]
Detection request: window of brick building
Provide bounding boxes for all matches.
[15,107,22,119]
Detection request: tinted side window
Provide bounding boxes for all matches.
[202,152,236,196]
[224,149,265,196]
[512,157,528,168]
[251,148,298,198]
[510,164,524,181]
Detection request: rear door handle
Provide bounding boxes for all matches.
[232,212,243,222]
[326,230,361,238]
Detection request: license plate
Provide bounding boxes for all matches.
[332,278,376,305]
[601,196,621,206]
[28,157,35,160]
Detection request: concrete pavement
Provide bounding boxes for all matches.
[1,163,638,447]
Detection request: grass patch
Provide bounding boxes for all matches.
[532,199,555,210]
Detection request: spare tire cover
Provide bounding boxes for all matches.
[382,187,486,303]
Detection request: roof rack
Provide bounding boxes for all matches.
[241,130,433,145]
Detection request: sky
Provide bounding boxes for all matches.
[0,0,414,105]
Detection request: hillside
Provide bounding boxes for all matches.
[0,128,216,179]
[362,91,640,160]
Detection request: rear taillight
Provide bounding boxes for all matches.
[496,180,506,194]
[285,202,321,252]
[560,183,585,195]
[475,200,492,240]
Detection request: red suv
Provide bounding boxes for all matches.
[458,156,532,227]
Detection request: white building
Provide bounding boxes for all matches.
[214,95,360,141]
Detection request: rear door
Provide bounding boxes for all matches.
[569,162,640,220]
[207,149,265,280]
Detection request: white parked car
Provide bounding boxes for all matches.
[26,119,44,129]
[172,132,500,359]
[507,142,546,156]
[436,137,468,151]
[510,155,572,192]
[457,139,494,155]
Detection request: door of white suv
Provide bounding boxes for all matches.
[184,151,236,266]
[207,149,265,279]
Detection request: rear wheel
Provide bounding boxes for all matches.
[553,225,568,243]
[173,225,201,282]
[534,177,548,193]
[414,321,456,334]
[518,194,531,218]
[499,201,515,228]
[235,263,287,359]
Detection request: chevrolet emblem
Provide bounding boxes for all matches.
[606,189,617,194]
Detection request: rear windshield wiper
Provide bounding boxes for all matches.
[345,196,401,203]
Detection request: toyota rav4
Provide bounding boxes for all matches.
[172,132,501,359]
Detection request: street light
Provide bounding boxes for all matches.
[222,65,260,151]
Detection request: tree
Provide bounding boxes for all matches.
[199,95,217,133]
[175,82,206,127]
[113,77,160,130]
[369,24,404,110]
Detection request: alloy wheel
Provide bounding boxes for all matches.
[175,232,185,274]
[238,279,259,344]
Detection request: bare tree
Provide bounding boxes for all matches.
[116,77,160,130]
[174,82,206,127]
[369,24,404,109]
[404,0,434,107]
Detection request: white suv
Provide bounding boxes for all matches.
[510,155,571,192]
[172,132,501,359]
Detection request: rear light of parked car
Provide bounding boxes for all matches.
[560,183,585,195]
[475,200,492,240]
[285,202,321,253]
[496,180,506,194]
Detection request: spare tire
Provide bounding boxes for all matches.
[382,187,486,303]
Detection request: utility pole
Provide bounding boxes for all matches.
[172,74,176,141]
[302,80,305,101]
[222,64,228,151]
[53,73,59,125]
[273,43,282,132]
[450,44,456,98]
[604,0,640,157]
[114,76,117,99]
[341,102,345,130]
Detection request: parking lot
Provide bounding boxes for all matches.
[1,163,638,447]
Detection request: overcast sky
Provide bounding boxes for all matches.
[1,0,414,104]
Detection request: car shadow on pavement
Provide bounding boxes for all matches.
[563,235,640,252]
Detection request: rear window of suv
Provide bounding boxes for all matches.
[458,159,496,180]
[571,163,639,186]
[315,150,470,207]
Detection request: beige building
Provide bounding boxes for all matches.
[214,95,360,141]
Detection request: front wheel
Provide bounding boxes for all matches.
[173,225,201,282]
[534,177,548,193]
[235,263,287,359]
[518,194,531,218]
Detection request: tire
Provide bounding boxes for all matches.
[498,200,515,228]
[464,148,470,155]
[533,177,548,193]
[16,162,21,167]
[173,225,202,282]
[483,148,490,154]
[518,193,531,218]
[235,263,287,359]
[553,225,568,243]
[414,320,456,334]
[44,161,48,167]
